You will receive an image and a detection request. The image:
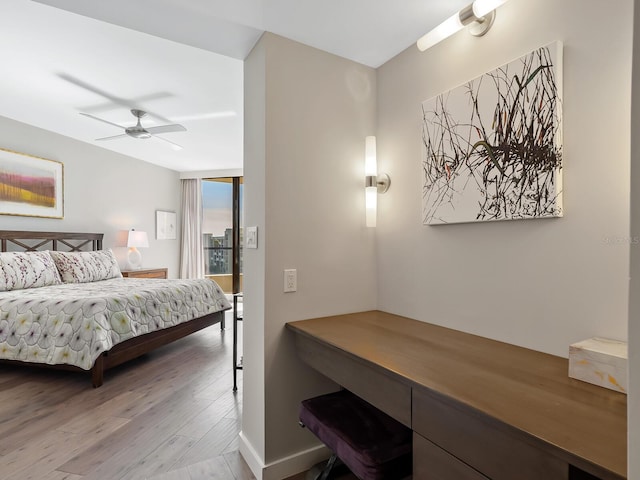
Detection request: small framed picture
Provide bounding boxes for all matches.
[156,210,177,240]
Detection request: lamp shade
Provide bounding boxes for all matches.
[472,0,508,18]
[366,186,377,227]
[126,230,148,270]
[417,12,464,51]
[127,230,149,248]
[417,0,509,52]
[365,136,377,176]
[365,136,377,228]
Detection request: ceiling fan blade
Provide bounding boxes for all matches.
[145,124,187,135]
[80,113,125,130]
[151,134,183,151]
[95,134,128,141]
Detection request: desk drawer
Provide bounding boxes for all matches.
[294,334,411,426]
[413,388,567,480]
[414,433,489,480]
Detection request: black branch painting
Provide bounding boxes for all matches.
[422,43,563,225]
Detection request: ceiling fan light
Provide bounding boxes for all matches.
[125,126,152,139]
[83,109,185,148]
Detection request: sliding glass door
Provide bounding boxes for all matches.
[202,177,243,294]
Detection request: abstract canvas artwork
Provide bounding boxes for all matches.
[0,148,64,218]
[422,42,563,225]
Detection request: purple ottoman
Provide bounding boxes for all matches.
[299,390,412,480]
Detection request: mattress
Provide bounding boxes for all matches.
[0,278,230,370]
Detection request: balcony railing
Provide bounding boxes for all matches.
[205,273,243,294]
[204,245,242,293]
[204,246,232,273]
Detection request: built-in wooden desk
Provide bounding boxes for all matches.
[286,311,627,480]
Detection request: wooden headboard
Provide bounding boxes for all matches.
[0,231,103,253]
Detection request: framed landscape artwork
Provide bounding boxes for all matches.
[421,42,563,225]
[0,148,64,218]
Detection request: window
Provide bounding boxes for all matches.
[202,177,243,293]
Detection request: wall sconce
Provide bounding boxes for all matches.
[127,229,149,270]
[416,0,509,51]
[365,136,390,228]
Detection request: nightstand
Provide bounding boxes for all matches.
[121,268,168,279]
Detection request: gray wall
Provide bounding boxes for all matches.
[241,33,267,468]
[378,0,635,474]
[242,33,377,479]
[376,0,632,358]
[0,115,181,276]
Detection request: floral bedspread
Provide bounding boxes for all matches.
[0,278,231,370]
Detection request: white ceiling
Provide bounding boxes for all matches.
[0,0,467,173]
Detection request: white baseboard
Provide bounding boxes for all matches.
[238,431,265,480]
[238,431,330,480]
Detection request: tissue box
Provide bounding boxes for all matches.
[569,337,627,394]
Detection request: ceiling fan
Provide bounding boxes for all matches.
[80,109,186,150]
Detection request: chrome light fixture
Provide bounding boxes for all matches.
[416,0,509,52]
[127,229,149,270]
[365,136,390,228]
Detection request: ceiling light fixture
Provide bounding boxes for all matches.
[416,0,509,52]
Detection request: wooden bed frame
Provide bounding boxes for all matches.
[0,230,229,387]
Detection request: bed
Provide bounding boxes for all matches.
[0,230,231,387]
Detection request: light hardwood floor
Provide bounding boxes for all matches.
[0,312,254,480]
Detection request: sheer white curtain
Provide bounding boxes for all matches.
[180,178,204,279]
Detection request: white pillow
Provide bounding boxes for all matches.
[0,251,62,291]
[50,249,122,284]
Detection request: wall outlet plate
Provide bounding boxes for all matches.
[284,269,297,293]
